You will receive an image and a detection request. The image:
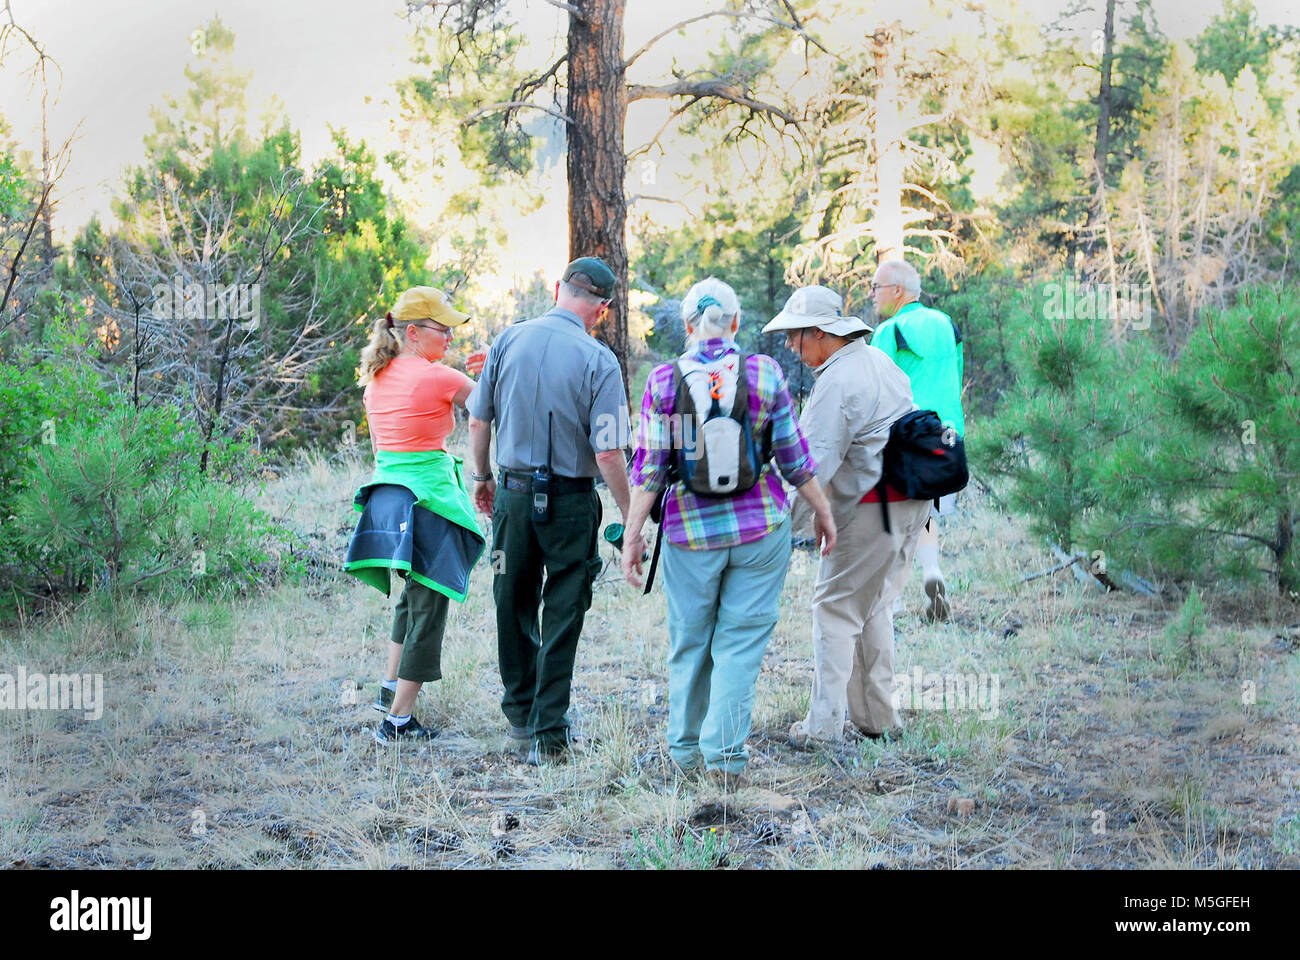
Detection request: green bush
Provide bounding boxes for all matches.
[1098,285,1300,593]
[972,300,1146,554]
[978,283,1300,597]
[0,322,112,580]
[7,398,277,606]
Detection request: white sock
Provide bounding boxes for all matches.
[380,678,398,691]
[916,542,943,583]
[386,713,411,727]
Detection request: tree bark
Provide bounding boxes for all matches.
[39,123,54,270]
[567,0,629,402]
[1084,0,1116,260]
[872,23,904,264]
[1094,0,1115,189]
[1277,510,1295,595]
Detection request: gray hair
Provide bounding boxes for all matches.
[681,277,741,341]
[877,260,921,297]
[559,279,607,305]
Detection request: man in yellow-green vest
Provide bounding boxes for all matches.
[869,260,965,622]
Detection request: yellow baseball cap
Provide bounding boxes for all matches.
[389,286,472,327]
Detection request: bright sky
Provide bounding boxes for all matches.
[2,0,1297,274]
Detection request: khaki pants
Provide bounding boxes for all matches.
[804,497,931,739]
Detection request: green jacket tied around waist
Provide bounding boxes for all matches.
[343,449,486,602]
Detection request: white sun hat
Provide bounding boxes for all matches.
[761,285,872,337]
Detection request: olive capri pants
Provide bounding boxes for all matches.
[661,514,792,775]
[391,574,450,683]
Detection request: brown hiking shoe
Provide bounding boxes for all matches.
[706,768,748,792]
[924,577,950,622]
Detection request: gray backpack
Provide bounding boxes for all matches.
[669,351,772,497]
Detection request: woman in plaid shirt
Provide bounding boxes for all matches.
[621,277,836,790]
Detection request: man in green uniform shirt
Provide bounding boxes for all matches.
[869,260,965,622]
[466,257,632,764]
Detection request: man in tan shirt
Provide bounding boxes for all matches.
[763,285,932,742]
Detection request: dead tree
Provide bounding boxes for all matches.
[0,0,75,329]
[82,169,347,470]
[787,18,978,303]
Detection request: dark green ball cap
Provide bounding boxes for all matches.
[562,256,616,299]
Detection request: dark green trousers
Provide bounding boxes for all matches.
[491,486,602,750]
[391,574,450,683]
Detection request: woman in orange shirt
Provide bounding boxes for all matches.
[344,286,486,743]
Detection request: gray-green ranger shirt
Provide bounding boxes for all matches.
[466,307,629,478]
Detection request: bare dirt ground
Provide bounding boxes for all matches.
[3,449,1298,869]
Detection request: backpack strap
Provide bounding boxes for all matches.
[733,352,777,469]
[668,360,686,484]
[731,352,749,424]
[647,364,684,586]
[875,475,892,535]
[644,489,668,595]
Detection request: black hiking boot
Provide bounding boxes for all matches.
[374,715,439,744]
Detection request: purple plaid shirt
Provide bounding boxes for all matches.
[629,339,817,550]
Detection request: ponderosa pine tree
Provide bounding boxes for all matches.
[1098,286,1300,593]
[399,0,814,396]
[972,283,1145,557]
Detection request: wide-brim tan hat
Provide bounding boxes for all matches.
[390,286,472,327]
[762,285,871,337]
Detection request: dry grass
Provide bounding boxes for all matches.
[2,444,1298,870]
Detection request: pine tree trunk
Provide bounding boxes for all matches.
[1277,511,1295,594]
[1093,0,1115,189]
[567,0,629,402]
[872,23,905,264]
[1084,0,1115,262]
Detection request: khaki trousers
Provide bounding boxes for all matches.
[804,497,931,738]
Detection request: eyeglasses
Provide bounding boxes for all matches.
[413,323,453,338]
[869,282,900,293]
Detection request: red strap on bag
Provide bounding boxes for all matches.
[860,482,907,504]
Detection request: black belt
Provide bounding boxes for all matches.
[499,470,594,494]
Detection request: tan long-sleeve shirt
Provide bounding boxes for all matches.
[798,338,917,530]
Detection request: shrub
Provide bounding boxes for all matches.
[978,283,1300,597]
[972,303,1146,555]
[0,322,111,589]
[7,398,276,607]
[1098,286,1300,593]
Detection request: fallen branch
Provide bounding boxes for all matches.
[1048,543,1105,591]
[1022,553,1083,583]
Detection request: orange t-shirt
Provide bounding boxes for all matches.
[364,356,472,452]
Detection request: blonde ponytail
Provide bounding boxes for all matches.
[358,314,404,386]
